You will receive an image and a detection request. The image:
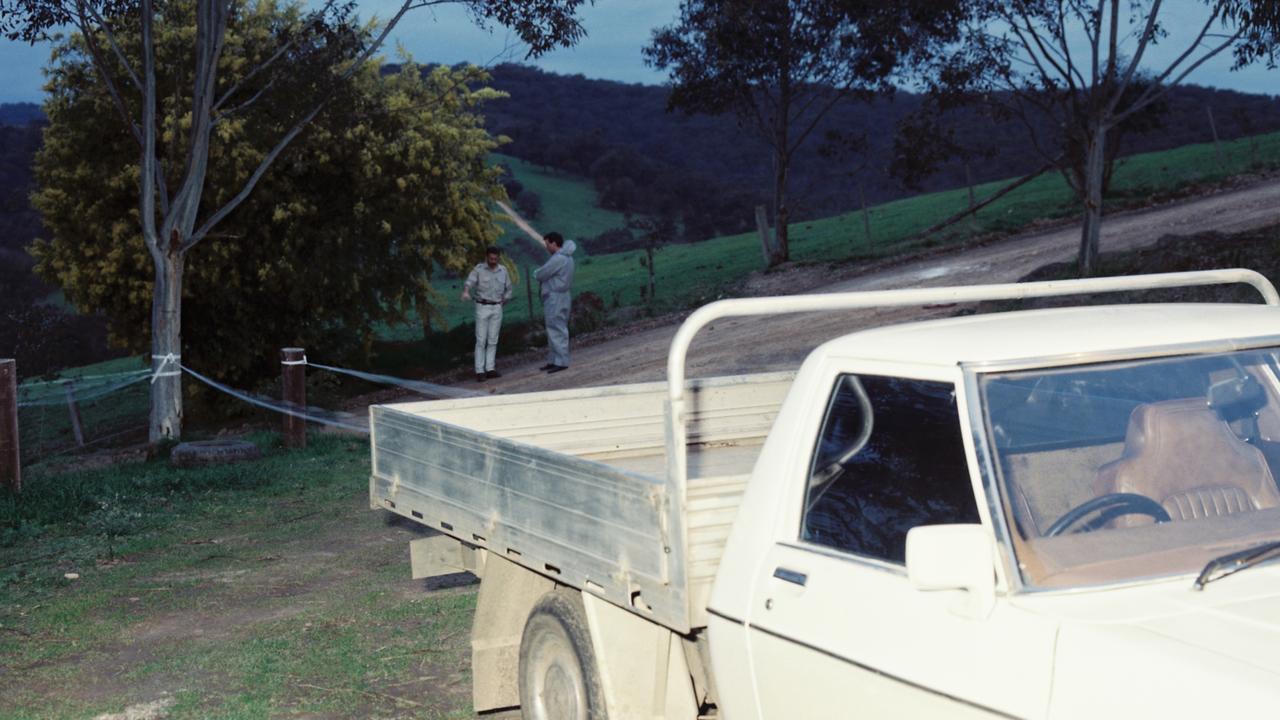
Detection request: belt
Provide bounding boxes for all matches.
[475,299,500,305]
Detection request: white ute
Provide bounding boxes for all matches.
[369,269,1280,719]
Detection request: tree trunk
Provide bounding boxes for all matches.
[1078,124,1107,277]
[771,153,790,265]
[149,252,184,442]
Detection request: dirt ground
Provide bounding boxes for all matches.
[10,176,1280,720]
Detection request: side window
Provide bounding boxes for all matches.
[801,375,980,563]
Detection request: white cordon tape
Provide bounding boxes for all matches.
[179,363,369,434]
[280,355,307,366]
[306,360,481,400]
[151,353,182,384]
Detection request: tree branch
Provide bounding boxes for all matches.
[186,0,420,251]
[211,0,339,114]
[81,0,143,92]
[73,1,143,149]
[139,0,159,256]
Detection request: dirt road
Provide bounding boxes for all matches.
[476,176,1280,394]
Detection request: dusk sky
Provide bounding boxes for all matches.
[0,1,1275,105]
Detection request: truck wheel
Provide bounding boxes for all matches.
[518,589,607,720]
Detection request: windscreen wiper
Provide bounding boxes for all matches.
[1193,540,1280,590]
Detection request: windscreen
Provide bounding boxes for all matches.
[981,347,1280,589]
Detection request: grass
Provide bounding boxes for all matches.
[0,433,477,719]
[493,153,631,251]
[376,129,1280,351]
[6,218,1280,717]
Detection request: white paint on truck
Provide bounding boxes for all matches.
[372,270,1280,718]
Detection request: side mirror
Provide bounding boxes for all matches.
[905,524,996,619]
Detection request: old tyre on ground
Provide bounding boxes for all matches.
[170,439,261,468]
[518,589,607,720]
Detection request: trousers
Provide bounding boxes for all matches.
[474,303,502,373]
[543,291,571,367]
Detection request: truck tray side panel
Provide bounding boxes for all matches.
[372,406,689,629]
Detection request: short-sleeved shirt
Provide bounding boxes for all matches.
[464,263,513,304]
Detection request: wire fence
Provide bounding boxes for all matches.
[9,354,479,468]
[15,370,152,465]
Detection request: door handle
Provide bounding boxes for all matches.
[772,567,808,587]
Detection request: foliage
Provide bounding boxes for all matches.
[30,0,509,385]
[515,187,543,219]
[0,304,113,381]
[904,0,1280,273]
[2,0,587,442]
[644,0,967,264]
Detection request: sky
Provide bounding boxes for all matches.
[0,1,684,104]
[0,1,1275,105]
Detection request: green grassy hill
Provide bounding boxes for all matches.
[396,127,1280,340]
[492,153,629,253]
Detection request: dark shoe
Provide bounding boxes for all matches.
[539,363,556,371]
[476,373,486,382]
[546,365,568,374]
[486,370,501,379]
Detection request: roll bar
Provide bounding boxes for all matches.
[662,269,1278,494]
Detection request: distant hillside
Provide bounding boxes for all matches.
[0,120,43,302]
[482,64,1280,226]
[0,103,42,127]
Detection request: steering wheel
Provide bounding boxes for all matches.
[1045,493,1172,537]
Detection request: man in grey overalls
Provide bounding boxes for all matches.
[461,246,513,382]
[535,232,576,373]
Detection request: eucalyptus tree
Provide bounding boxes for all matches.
[915,0,1280,275]
[32,2,509,387]
[0,0,585,441]
[644,0,966,266]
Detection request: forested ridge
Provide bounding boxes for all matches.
[0,121,43,303]
[2,64,1279,329]
[5,65,1280,260]
[481,64,1280,237]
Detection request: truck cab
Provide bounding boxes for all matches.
[712,302,1280,718]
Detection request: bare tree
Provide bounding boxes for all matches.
[1,0,586,441]
[916,0,1280,275]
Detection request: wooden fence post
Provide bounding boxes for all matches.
[1,359,19,494]
[280,348,306,449]
[858,183,873,252]
[965,162,978,234]
[65,381,85,447]
[755,205,772,266]
[1207,106,1225,171]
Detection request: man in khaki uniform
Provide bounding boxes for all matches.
[461,246,513,382]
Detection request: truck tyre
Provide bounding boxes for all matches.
[518,589,608,720]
